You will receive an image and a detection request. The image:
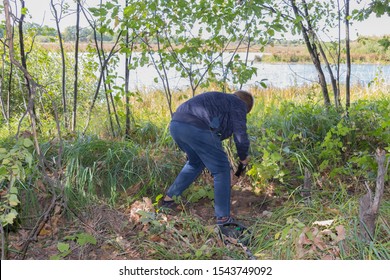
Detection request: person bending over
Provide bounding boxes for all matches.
[162,90,253,226]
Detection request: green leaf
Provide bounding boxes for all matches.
[0,166,7,176]
[9,186,18,194]
[105,2,115,9]
[124,5,136,17]
[57,242,70,253]
[155,194,163,204]
[63,235,77,241]
[25,153,33,166]
[267,29,275,36]
[76,233,97,246]
[195,249,203,258]
[8,194,20,207]
[23,138,33,148]
[281,226,291,239]
[2,209,18,226]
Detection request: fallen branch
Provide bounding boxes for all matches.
[19,195,60,259]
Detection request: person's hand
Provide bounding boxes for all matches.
[240,156,250,166]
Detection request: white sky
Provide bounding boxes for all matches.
[4,0,390,40]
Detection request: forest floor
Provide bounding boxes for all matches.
[6,175,282,260]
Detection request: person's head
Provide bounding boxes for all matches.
[233,90,254,113]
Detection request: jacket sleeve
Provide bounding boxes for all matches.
[232,105,250,161]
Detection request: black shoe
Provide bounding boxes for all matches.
[157,199,179,213]
[217,218,252,245]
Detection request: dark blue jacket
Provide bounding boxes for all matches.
[172,91,250,160]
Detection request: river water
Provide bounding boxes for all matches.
[115,52,390,91]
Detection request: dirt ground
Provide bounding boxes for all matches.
[6,177,280,260]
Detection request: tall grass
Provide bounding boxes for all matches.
[60,128,184,209]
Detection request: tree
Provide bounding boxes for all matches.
[18,0,37,114]
[71,0,80,132]
[81,0,123,136]
[121,0,278,115]
[3,0,67,259]
[287,0,332,107]
[122,0,135,138]
[50,0,68,128]
[345,0,351,110]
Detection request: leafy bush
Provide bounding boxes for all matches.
[0,138,34,228]
[247,97,390,187]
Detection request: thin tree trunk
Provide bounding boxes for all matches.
[336,0,342,107]
[103,73,115,137]
[7,61,12,121]
[124,39,133,138]
[317,40,339,107]
[51,0,68,129]
[0,85,6,122]
[18,1,33,107]
[345,0,351,111]
[290,0,331,107]
[359,149,389,241]
[72,0,80,132]
[102,68,121,137]
[124,0,131,138]
[4,0,40,164]
[0,43,8,122]
[81,23,122,134]
[153,30,173,116]
[240,33,251,90]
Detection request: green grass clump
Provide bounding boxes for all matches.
[61,135,182,208]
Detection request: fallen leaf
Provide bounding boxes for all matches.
[335,225,346,242]
[312,219,334,227]
[312,236,326,251]
[262,210,273,218]
[129,197,155,223]
[149,234,162,242]
[38,224,52,237]
[320,229,333,236]
[299,229,311,245]
[297,230,312,258]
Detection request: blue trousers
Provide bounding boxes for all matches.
[167,121,231,218]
